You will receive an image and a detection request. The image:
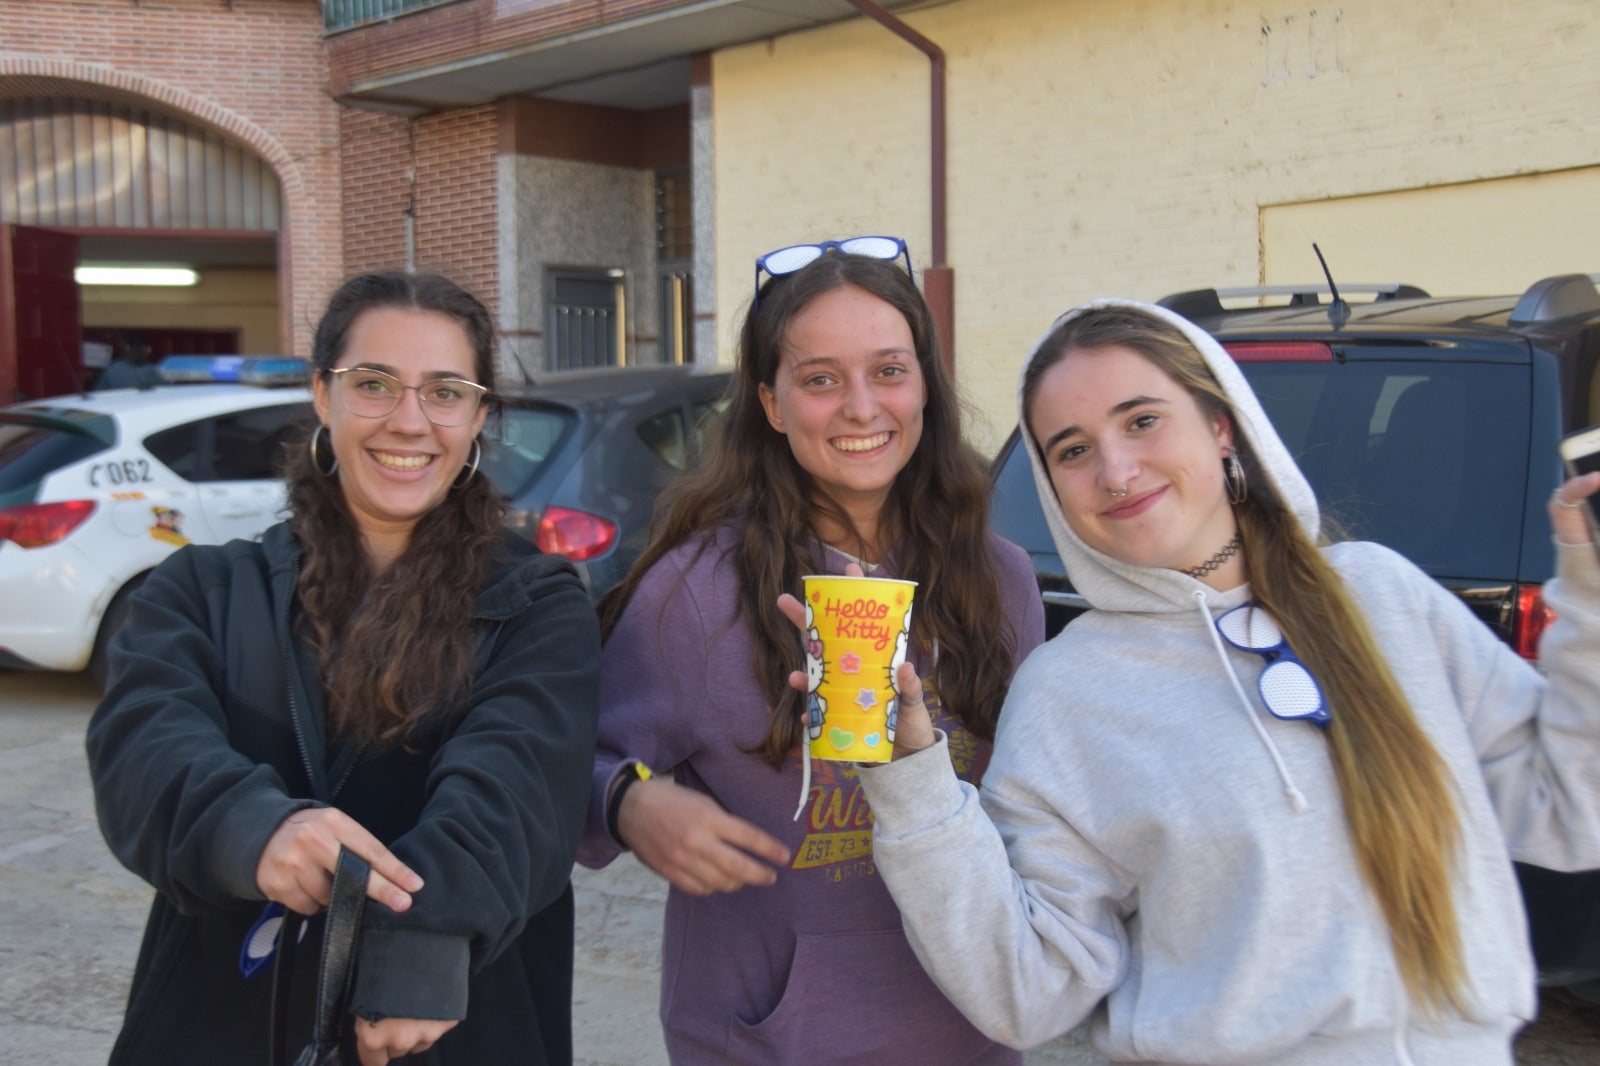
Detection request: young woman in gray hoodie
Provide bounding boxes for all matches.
[852,300,1600,1063]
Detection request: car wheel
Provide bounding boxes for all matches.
[89,576,146,689]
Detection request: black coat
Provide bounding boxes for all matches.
[86,523,600,1064]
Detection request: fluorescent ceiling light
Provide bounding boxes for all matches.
[75,266,200,287]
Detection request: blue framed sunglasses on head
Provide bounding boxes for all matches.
[754,236,913,306]
[1215,602,1331,728]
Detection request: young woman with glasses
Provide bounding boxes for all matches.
[577,240,1045,1062]
[849,299,1600,1062]
[87,271,600,1065]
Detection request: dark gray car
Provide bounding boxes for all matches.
[484,365,730,598]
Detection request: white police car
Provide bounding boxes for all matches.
[0,357,313,682]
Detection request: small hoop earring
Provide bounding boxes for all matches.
[452,439,482,490]
[310,425,339,477]
[1224,452,1248,505]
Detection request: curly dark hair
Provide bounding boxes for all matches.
[599,251,1018,767]
[283,271,506,748]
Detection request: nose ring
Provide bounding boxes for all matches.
[1108,485,1130,498]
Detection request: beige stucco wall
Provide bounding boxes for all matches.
[1262,167,1600,294]
[712,0,1600,451]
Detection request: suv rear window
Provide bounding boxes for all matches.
[0,413,116,500]
[1241,359,1529,578]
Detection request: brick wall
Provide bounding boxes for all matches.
[711,0,1600,451]
[325,0,690,97]
[340,103,500,311]
[0,0,343,358]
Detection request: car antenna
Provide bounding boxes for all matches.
[1313,243,1350,330]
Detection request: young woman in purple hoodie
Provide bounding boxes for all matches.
[576,238,1044,1063]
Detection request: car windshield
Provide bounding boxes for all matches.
[483,406,577,495]
[0,413,116,503]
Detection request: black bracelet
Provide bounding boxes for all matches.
[605,761,653,845]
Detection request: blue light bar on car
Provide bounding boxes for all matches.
[239,358,311,387]
[157,356,309,387]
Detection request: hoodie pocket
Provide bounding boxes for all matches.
[725,927,995,1064]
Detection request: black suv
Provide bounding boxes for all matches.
[989,273,1600,987]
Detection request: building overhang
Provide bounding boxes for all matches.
[333,0,926,114]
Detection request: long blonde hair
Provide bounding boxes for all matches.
[1022,306,1467,1014]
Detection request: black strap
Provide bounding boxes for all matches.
[312,849,371,1049]
[276,847,371,1066]
[268,910,303,1066]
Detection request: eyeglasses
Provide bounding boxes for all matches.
[754,236,913,305]
[1214,602,1331,728]
[325,367,488,427]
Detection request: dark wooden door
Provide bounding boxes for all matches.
[1,225,82,403]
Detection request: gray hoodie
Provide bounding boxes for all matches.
[859,299,1600,1064]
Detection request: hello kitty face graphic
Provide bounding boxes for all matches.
[886,601,912,690]
[805,601,826,692]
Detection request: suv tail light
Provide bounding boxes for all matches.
[536,506,617,561]
[1223,341,1334,362]
[1512,584,1555,661]
[0,500,96,548]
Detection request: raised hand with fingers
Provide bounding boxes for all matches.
[1549,471,1600,547]
[255,807,424,916]
[616,776,791,895]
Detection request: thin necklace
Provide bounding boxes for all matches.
[1180,533,1242,579]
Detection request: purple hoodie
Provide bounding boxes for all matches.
[578,522,1044,1063]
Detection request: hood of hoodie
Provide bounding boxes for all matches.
[1017,298,1321,616]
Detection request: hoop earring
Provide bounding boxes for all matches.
[452,439,482,490]
[310,425,339,477]
[1224,452,1248,505]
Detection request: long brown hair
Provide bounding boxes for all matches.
[284,271,507,748]
[598,251,1018,767]
[1022,305,1467,1014]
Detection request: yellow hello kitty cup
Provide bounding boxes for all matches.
[800,575,917,763]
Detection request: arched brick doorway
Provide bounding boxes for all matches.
[0,65,308,399]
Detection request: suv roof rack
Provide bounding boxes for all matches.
[1158,283,1430,320]
[1510,273,1600,325]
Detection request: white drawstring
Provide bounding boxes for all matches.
[1192,591,1309,813]
[1392,995,1417,1066]
[794,752,810,821]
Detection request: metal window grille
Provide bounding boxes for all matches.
[655,167,693,365]
[655,167,692,262]
[0,99,280,231]
[322,0,460,33]
[548,269,624,370]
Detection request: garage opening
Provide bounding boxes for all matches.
[0,95,282,402]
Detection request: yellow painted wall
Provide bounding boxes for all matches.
[1262,167,1600,295]
[713,0,1600,450]
[81,267,280,353]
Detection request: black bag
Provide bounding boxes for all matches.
[287,847,372,1066]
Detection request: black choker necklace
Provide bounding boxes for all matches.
[1181,533,1242,579]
